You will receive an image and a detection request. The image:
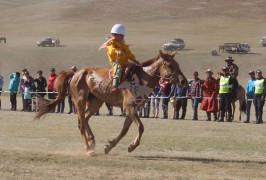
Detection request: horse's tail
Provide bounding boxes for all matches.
[34,71,74,120]
[241,98,247,113]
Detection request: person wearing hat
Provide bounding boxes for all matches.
[188,71,203,120]
[244,70,256,123]
[218,66,238,122]
[101,24,139,92]
[225,56,239,78]
[253,70,266,124]
[200,69,219,121]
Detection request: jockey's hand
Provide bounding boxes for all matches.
[132,60,140,65]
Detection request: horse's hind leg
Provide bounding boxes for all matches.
[104,116,132,154]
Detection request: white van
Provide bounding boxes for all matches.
[260,37,266,47]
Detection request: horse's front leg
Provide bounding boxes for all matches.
[84,98,104,155]
[104,116,132,154]
[127,107,144,153]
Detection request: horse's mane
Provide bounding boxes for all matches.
[140,55,160,67]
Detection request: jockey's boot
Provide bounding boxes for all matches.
[112,78,119,92]
[111,85,119,92]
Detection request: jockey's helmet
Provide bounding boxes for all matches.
[111,24,126,36]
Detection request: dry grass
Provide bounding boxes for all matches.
[1,0,266,179]
[0,96,266,179]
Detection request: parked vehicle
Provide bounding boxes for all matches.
[163,38,185,52]
[219,43,250,54]
[260,36,266,47]
[36,37,60,47]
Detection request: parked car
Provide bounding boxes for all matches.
[36,37,60,47]
[163,38,185,52]
[220,43,250,54]
[260,36,266,47]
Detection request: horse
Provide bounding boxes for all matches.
[0,37,6,43]
[232,85,246,121]
[34,50,187,155]
[216,72,246,121]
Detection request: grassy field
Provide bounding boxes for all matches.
[1,0,266,179]
[0,94,266,179]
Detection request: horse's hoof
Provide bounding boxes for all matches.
[104,145,111,155]
[87,150,96,156]
[128,145,135,153]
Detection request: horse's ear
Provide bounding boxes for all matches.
[170,51,178,58]
[159,50,165,58]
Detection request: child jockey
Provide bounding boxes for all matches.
[100,24,139,92]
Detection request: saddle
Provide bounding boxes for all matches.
[109,63,138,83]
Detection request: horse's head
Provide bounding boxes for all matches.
[158,50,187,88]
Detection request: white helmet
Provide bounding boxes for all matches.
[110,24,126,36]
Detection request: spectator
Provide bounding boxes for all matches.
[34,70,47,97]
[200,69,219,121]
[188,71,203,120]
[218,67,238,122]
[169,84,176,119]
[8,72,20,111]
[56,97,65,113]
[173,80,188,120]
[47,68,57,100]
[0,73,3,110]
[253,70,266,124]
[225,56,239,79]
[245,70,256,123]
[67,66,78,114]
[151,83,160,118]
[159,78,172,119]
[23,81,32,112]
[23,71,36,110]
[105,103,113,116]
[143,100,151,118]
[19,69,27,111]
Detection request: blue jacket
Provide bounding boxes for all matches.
[174,85,188,97]
[246,78,256,96]
[8,74,20,92]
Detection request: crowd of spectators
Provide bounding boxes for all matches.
[0,56,265,124]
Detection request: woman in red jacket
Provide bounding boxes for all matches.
[47,68,57,100]
[200,69,219,121]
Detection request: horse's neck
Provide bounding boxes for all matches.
[139,59,162,88]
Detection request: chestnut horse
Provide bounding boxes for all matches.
[35,50,187,155]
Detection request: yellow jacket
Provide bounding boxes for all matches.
[106,39,136,68]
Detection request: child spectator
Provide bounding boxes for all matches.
[24,81,32,112]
